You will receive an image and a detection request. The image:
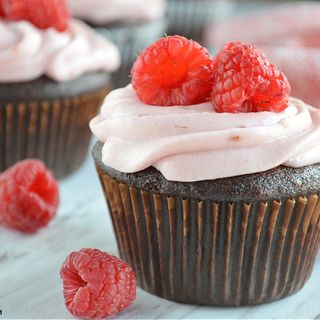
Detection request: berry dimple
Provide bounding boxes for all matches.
[60,249,136,319]
[0,159,59,233]
[131,35,214,106]
[212,41,291,113]
[1,0,70,32]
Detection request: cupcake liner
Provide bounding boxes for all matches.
[167,0,234,44]
[95,168,320,306]
[0,87,108,178]
[95,17,167,87]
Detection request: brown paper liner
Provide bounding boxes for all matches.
[95,168,320,306]
[167,0,234,44]
[0,87,108,178]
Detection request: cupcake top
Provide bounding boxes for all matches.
[0,0,120,83]
[90,36,320,182]
[67,0,167,25]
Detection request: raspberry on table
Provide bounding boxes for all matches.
[60,248,136,319]
[1,0,70,32]
[0,159,59,233]
[131,35,214,106]
[212,41,291,113]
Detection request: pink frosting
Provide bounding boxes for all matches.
[67,0,166,24]
[90,85,320,182]
[0,19,121,82]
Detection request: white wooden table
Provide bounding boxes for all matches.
[1,147,320,319]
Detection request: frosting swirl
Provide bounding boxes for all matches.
[90,85,320,182]
[67,0,166,25]
[0,19,120,82]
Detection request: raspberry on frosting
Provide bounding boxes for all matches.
[130,36,291,113]
[131,35,214,106]
[60,248,136,319]
[1,0,70,32]
[211,41,291,113]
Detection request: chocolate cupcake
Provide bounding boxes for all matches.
[166,0,234,44]
[0,2,120,178]
[67,0,167,87]
[90,37,320,306]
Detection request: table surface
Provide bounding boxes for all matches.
[1,148,320,320]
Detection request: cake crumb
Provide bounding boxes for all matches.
[231,135,241,142]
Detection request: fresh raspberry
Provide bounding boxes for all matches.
[2,0,70,32]
[131,35,214,106]
[0,2,4,16]
[60,249,136,319]
[212,41,291,113]
[0,160,59,233]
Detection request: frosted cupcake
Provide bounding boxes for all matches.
[91,36,320,306]
[0,0,120,178]
[67,0,167,87]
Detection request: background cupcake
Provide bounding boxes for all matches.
[166,0,234,44]
[90,36,320,306]
[0,0,120,178]
[67,0,167,87]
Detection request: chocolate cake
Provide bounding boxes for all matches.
[93,141,320,306]
[0,73,110,103]
[93,142,320,202]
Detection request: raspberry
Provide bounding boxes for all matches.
[60,249,136,319]
[2,0,70,32]
[131,35,214,106]
[212,42,291,113]
[0,160,59,233]
[0,2,4,16]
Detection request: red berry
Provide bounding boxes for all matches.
[0,2,4,16]
[131,35,214,106]
[60,249,136,319]
[0,159,59,233]
[212,41,291,113]
[2,0,70,32]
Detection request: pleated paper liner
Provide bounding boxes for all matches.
[167,0,234,44]
[0,87,108,178]
[95,167,320,306]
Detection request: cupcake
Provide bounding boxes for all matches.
[166,0,234,44]
[0,0,120,178]
[90,36,320,306]
[67,0,167,87]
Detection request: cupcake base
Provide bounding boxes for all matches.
[0,74,111,178]
[93,142,320,306]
